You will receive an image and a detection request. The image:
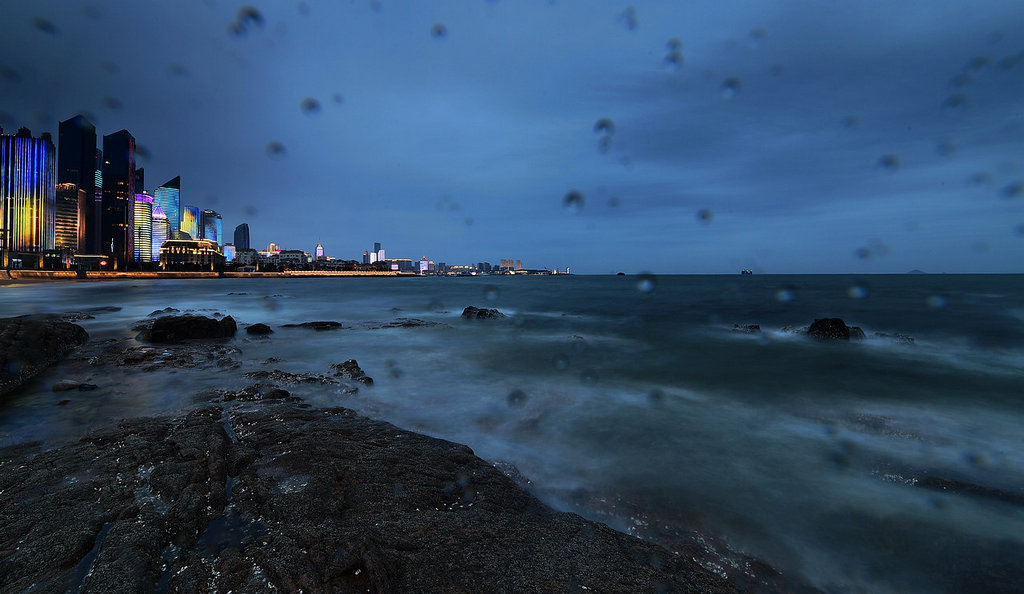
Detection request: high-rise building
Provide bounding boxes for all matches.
[201,210,222,245]
[134,167,144,194]
[154,176,180,236]
[92,150,103,252]
[222,243,236,262]
[0,127,56,267]
[315,242,325,260]
[151,204,169,263]
[233,223,249,250]
[180,205,200,239]
[101,130,136,267]
[133,194,153,262]
[57,115,97,252]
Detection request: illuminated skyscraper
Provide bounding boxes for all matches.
[133,193,153,262]
[222,244,236,262]
[180,205,200,239]
[233,223,249,250]
[201,210,222,245]
[0,128,56,267]
[151,204,168,263]
[101,130,136,267]
[154,176,180,236]
[315,242,325,260]
[57,115,96,252]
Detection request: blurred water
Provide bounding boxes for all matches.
[1,274,1023,593]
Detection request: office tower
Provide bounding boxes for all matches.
[133,194,153,262]
[57,115,97,252]
[362,251,370,264]
[315,242,324,260]
[0,128,56,266]
[54,183,85,250]
[233,223,249,250]
[101,130,136,267]
[154,176,180,236]
[180,205,200,239]
[92,150,103,252]
[134,167,144,194]
[222,243,236,262]
[151,204,168,262]
[201,210,222,245]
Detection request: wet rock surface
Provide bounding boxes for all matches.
[0,404,741,593]
[330,359,373,385]
[462,306,506,319]
[280,321,343,331]
[86,339,242,371]
[0,318,89,397]
[245,323,273,335]
[732,324,761,334]
[136,315,237,343]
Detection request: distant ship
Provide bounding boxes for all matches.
[740,269,753,275]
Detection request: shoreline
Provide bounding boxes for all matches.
[0,270,414,282]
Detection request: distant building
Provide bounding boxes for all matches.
[363,250,370,264]
[159,238,224,270]
[101,130,136,268]
[233,223,249,250]
[234,247,259,268]
[54,182,85,251]
[133,193,153,262]
[154,176,180,236]
[201,210,222,245]
[151,205,169,263]
[180,205,200,239]
[222,243,236,262]
[315,242,325,260]
[58,115,97,253]
[1,127,56,268]
[270,249,310,269]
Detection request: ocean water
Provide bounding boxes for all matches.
[1,274,1023,592]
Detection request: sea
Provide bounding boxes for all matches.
[1,273,1022,593]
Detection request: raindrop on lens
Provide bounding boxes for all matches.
[483,285,499,301]
[854,247,873,260]
[103,97,122,111]
[925,295,948,309]
[1001,182,1022,198]
[1014,223,1024,237]
[265,141,286,159]
[618,6,637,31]
[580,369,598,385]
[635,272,656,293]
[847,283,870,299]
[594,118,615,135]
[507,389,527,407]
[332,93,344,104]
[841,115,859,128]
[167,63,188,77]
[552,355,569,371]
[135,145,152,164]
[647,389,665,406]
[0,68,21,83]
[775,287,796,302]
[943,94,968,110]
[563,190,584,214]
[696,208,713,224]
[720,77,741,99]
[431,23,447,38]
[32,17,58,35]
[936,138,956,157]
[878,154,901,171]
[608,197,620,208]
[300,97,321,115]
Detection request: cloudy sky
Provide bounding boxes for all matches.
[2,0,1022,273]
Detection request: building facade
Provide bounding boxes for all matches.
[201,210,222,245]
[233,223,249,250]
[133,194,153,262]
[154,176,180,237]
[1,128,56,267]
[100,130,136,268]
[151,204,169,263]
[180,205,200,239]
[159,238,224,270]
[57,115,97,253]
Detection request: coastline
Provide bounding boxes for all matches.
[0,270,413,283]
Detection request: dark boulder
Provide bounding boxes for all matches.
[138,315,237,343]
[331,359,373,384]
[148,307,180,317]
[850,326,866,340]
[245,323,273,335]
[281,321,343,331]
[0,318,89,398]
[462,306,506,320]
[732,324,761,334]
[807,318,859,340]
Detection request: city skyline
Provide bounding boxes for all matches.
[1,2,1022,273]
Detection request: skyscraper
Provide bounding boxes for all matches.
[233,222,249,250]
[180,205,200,239]
[0,128,56,267]
[315,242,325,260]
[57,115,96,252]
[101,130,136,267]
[154,176,180,236]
[151,204,168,263]
[201,210,223,246]
[133,194,153,262]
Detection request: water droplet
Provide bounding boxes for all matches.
[748,27,767,45]
[854,247,873,260]
[243,205,259,217]
[552,355,569,371]
[102,97,122,111]
[431,23,448,38]
[943,94,968,110]
[618,6,637,31]
[563,190,584,214]
[878,154,901,171]
[966,55,992,71]
[580,369,598,385]
[231,6,265,36]
[32,17,58,35]
[369,0,382,12]
[135,145,152,164]
[696,208,713,224]
[332,93,344,104]
[635,272,656,293]
[0,67,22,83]
[608,197,620,208]
[167,63,188,77]
[594,118,615,135]
[720,77,741,99]
[969,171,993,185]
[1014,223,1024,236]
[971,241,990,253]
[847,283,870,299]
[997,54,1020,70]
[507,389,527,407]
[1001,181,1022,198]
[770,64,784,77]
[483,285,499,301]
[297,2,310,16]
[664,50,683,69]
[949,73,972,88]
[775,286,796,302]
[647,389,665,406]
[925,295,948,309]
[666,38,682,51]
[0,112,14,128]
[300,97,321,115]
[265,141,287,159]
[464,216,474,226]
[841,115,859,128]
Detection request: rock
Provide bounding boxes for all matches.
[280,321,343,331]
[0,404,742,593]
[850,326,866,340]
[53,379,81,392]
[732,324,761,333]
[243,369,339,385]
[56,399,71,406]
[0,318,89,398]
[245,323,273,335]
[147,307,180,317]
[361,318,446,329]
[89,339,242,371]
[217,384,298,403]
[462,306,506,320]
[331,359,373,384]
[138,315,237,343]
[807,318,855,340]
[78,383,98,391]
[874,332,915,345]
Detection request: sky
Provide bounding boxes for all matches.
[1,0,1022,273]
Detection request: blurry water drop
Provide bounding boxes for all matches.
[647,389,665,406]
[748,27,767,45]
[243,205,259,217]
[696,208,713,224]
[775,286,796,302]
[167,63,189,77]
[966,56,992,71]
[598,135,612,153]
[948,73,972,88]
[854,247,873,260]
[664,50,684,69]
[300,97,321,115]
[332,93,344,104]
[231,5,264,36]
[943,94,968,110]
[507,389,527,407]
[594,118,615,135]
[265,141,287,159]
[102,97,123,111]
[618,6,637,31]
[431,23,448,38]
[0,67,22,83]
[997,54,1020,70]
[847,283,870,299]
[552,355,569,371]
[1001,182,1022,198]
[369,0,382,12]
[0,112,14,128]
[135,145,152,164]
[82,5,101,19]
[563,190,584,214]
[482,285,499,301]
[608,196,620,208]
[936,138,956,157]
[968,171,993,185]
[841,115,860,128]
[580,369,598,385]
[464,216,474,226]
[720,77,741,99]
[666,38,682,51]
[297,2,310,15]
[878,154,901,171]
[925,295,948,309]
[32,17,58,35]
[1013,223,1024,236]
[635,272,656,293]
